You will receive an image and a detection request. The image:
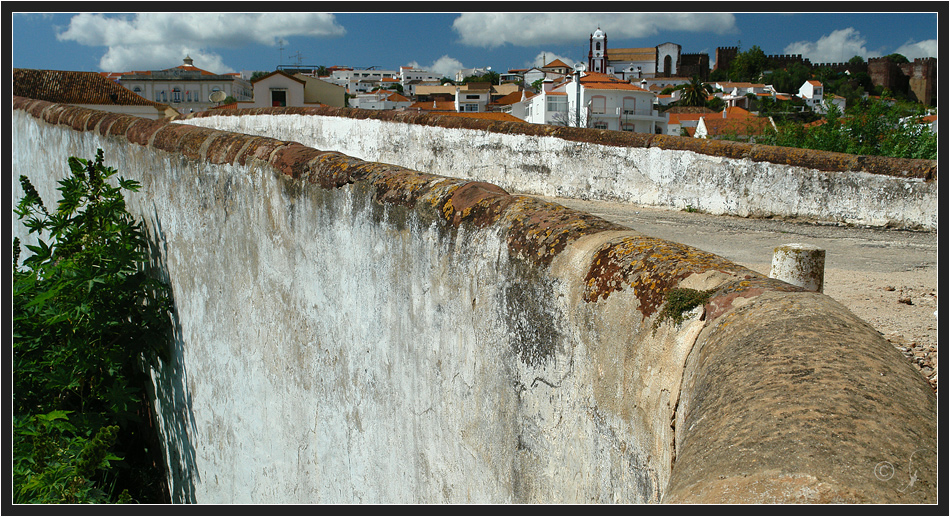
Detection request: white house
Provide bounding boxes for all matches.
[798,80,824,110]
[327,68,400,93]
[236,70,312,108]
[400,66,441,84]
[455,86,491,112]
[565,72,664,132]
[712,82,772,108]
[512,71,663,133]
[519,90,569,125]
[351,90,412,110]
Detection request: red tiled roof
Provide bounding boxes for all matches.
[723,106,752,118]
[580,72,650,92]
[408,100,457,112]
[251,70,306,84]
[701,115,772,137]
[173,65,216,75]
[490,90,535,106]
[13,68,173,110]
[544,59,571,69]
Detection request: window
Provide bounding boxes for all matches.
[623,97,636,115]
[466,94,481,100]
[271,90,287,107]
[464,103,478,112]
[547,96,567,113]
[622,123,635,132]
[594,121,608,129]
[132,86,142,93]
[590,95,606,114]
[172,87,181,102]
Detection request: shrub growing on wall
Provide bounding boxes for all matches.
[13,149,172,503]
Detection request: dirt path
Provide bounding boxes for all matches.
[538,196,939,393]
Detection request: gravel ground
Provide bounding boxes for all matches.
[538,196,939,394]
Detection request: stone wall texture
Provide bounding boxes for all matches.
[11,97,938,504]
[180,106,938,231]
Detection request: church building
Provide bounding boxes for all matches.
[587,28,687,80]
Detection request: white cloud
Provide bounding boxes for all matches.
[783,27,878,64]
[452,12,737,48]
[56,13,345,72]
[407,55,466,79]
[895,39,938,60]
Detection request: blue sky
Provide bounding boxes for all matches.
[10,10,941,78]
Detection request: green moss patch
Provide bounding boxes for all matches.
[653,287,714,331]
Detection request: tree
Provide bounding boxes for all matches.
[461,70,499,85]
[770,61,813,94]
[13,150,172,503]
[729,45,769,82]
[882,53,910,64]
[678,76,712,107]
[250,71,270,81]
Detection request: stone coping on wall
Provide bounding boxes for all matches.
[178,104,937,181]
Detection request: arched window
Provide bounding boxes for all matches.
[664,55,673,75]
[132,86,142,93]
[596,42,601,51]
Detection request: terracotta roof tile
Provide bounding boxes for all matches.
[580,72,651,92]
[13,68,171,109]
[408,100,457,112]
[491,90,536,105]
[701,115,772,137]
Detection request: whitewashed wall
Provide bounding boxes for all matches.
[182,113,937,230]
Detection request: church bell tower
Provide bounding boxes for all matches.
[588,28,606,73]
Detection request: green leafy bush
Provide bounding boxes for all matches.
[761,98,937,160]
[13,149,171,503]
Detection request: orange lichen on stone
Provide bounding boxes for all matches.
[583,235,753,316]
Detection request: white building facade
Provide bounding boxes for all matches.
[514,72,664,133]
[116,56,252,113]
[565,72,664,132]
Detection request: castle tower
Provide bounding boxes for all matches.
[589,28,607,73]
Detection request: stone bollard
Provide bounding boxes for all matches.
[769,243,826,292]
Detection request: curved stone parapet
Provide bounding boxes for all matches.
[11,96,937,504]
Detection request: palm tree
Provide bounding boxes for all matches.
[679,76,712,107]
